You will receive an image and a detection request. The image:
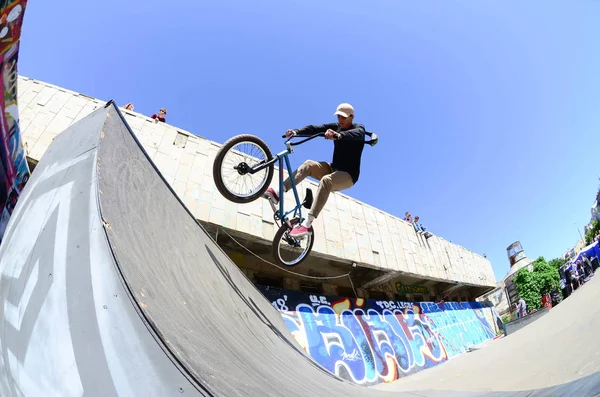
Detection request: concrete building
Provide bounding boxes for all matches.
[563,236,587,261]
[477,280,511,317]
[478,241,533,317]
[503,241,533,310]
[16,75,496,301]
[589,188,600,224]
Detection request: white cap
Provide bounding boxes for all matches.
[334,103,354,118]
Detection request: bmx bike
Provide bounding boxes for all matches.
[212,130,378,267]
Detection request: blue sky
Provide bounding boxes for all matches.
[17,0,600,281]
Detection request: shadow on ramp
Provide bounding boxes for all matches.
[0,102,599,396]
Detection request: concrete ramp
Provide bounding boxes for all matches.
[0,102,599,396]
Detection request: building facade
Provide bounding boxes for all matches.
[477,280,511,317]
[17,75,496,301]
[503,241,533,310]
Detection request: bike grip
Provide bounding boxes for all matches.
[281,134,287,138]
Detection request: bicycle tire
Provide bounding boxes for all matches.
[213,134,274,204]
[272,218,314,267]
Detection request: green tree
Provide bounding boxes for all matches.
[585,219,599,245]
[513,256,561,311]
[533,258,560,294]
[502,314,514,323]
[514,266,541,311]
[548,257,567,271]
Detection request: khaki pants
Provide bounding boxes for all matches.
[283,160,354,219]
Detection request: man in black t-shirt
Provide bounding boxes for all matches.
[264,103,367,237]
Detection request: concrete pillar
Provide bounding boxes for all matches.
[322,283,338,296]
[242,268,255,282]
[283,277,300,291]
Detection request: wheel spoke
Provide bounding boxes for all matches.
[219,140,269,198]
[274,221,313,266]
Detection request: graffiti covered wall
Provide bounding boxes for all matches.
[0,0,29,243]
[259,286,502,386]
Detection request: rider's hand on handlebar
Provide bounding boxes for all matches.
[324,129,340,140]
[285,129,297,138]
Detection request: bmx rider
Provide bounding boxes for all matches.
[264,103,368,237]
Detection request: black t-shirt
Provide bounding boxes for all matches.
[294,122,366,183]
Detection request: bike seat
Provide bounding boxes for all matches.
[303,188,313,209]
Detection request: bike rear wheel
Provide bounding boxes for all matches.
[272,218,314,267]
[213,134,274,203]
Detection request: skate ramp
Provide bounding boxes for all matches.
[0,102,599,396]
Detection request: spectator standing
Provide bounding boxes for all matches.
[583,254,594,277]
[570,264,580,290]
[562,264,573,297]
[152,108,167,123]
[559,276,568,299]
[577,260,586,283]
[517,297,527,318]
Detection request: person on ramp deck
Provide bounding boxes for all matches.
[264,103,367,237]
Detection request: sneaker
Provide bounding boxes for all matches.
[263,187,279,203]
[289,224,312,237]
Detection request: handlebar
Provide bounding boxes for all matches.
[281,131,379,147]
[367,132,378,146]
[282,132,324,146]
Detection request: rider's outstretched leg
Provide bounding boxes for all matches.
[263,160,330,203]
[284,160,331,191]
[289,170,354,237]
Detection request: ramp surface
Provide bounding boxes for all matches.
[377,272,600,393]
[1,102,599,396]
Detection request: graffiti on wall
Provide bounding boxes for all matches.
[259,286,501,386]
[395,282,429,295]
[0,0,29,243]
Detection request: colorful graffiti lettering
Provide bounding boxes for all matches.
[0,0,30,242]
[260,286,501,386]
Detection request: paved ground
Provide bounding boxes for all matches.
[376,273,600,393]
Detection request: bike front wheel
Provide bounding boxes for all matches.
[213,134,274,203]
[272,218,314,267]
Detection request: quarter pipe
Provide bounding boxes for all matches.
[0,102,598,396]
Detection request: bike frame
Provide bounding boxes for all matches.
[248,133,323,226]
[244,130,377,227]
[276,150,303,224]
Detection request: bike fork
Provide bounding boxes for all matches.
[267,154,299,231]
[268,196,293,230]
[268,198,283,229]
